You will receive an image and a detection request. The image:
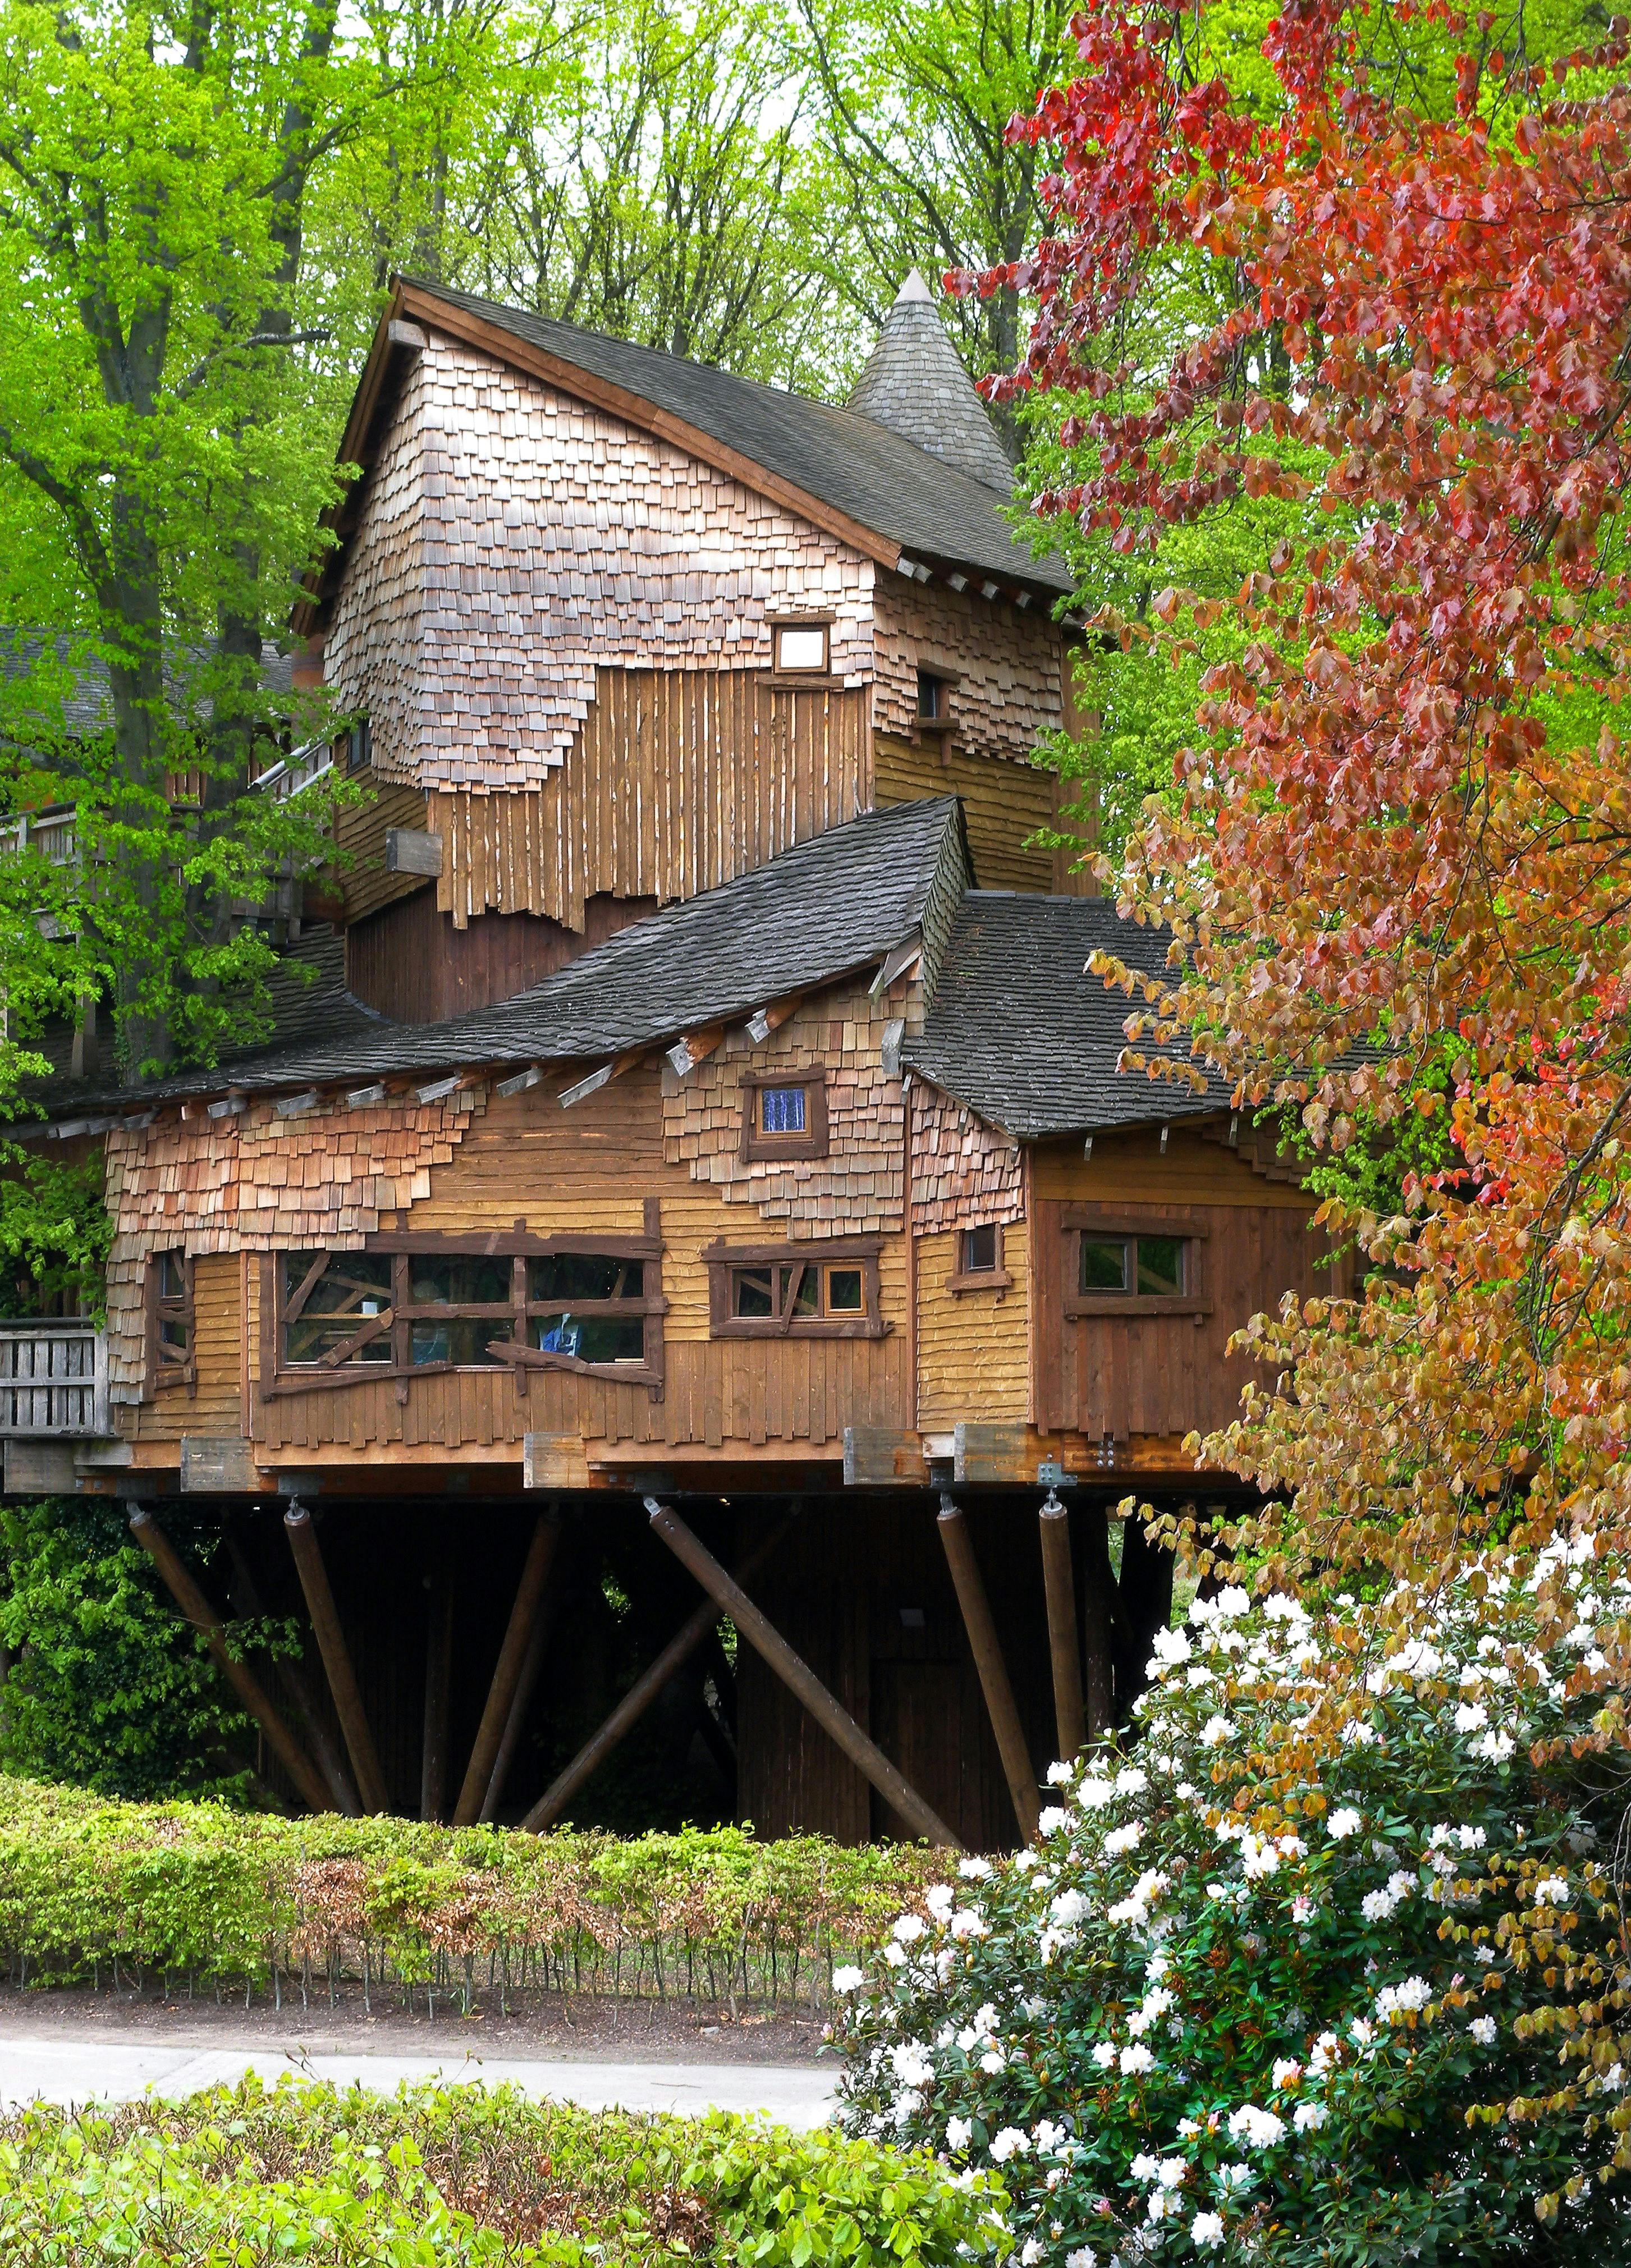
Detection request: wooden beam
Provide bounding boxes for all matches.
[453,1512,561,1826]
[421,1554,455,1823]
[1078,1504,1118,1743]
[1037,1495,1086,1764]
[479,1590,554,1825]
[936,1496,1040,1841]
[224,1535,360,1816]
[646,1501,963,1850]
[128,1509,332,1815]
[283,1505,390,1814]
[520,1521,789,1834]
[665,1027,723,1078]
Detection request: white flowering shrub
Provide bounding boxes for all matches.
[832,1545,1630,2266]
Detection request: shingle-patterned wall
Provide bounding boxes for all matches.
[103,1091,484,1401]
[909,1082,1024,1233]
[324,337,876,796]
[659,984,910,1232]
[873,575,1063,764]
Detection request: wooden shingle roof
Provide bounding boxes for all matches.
[295,280,1074,632]
[906,891,1231,1138]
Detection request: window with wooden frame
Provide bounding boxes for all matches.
[772,619,831,677]
[947,1221,1012,1293]
[265,1218,666,1396]
[147,1249,195,1392]
[915,668,954,730]
[739,1066,829,1162]
[703,1236,888,1339]
[1062,1211,1211,1320]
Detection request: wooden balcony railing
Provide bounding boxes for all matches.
[0,1322,109,1437]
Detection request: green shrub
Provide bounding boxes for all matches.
[832,1549,1629,2266]
[0,1779,937,2008]
[0,2078,1010,2266]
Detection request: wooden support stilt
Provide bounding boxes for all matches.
[936,1494,1039,1842]
[283,1504,390,1815]
[421,1571,455,1824]
[225,1536,360,1816]
[129,1508,332,1815]
[479,1591,553,1825]
[453,1511,561,1827]
[1078,1505,1118,1742]
[520,1520,789,1834]
[1038,1493,1086,1765]
[647,1500,963,1850]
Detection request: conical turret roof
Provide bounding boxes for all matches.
[845,271,1016,494]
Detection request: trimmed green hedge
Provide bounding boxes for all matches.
[0,1777,935,2009]
[0,2078,1012,2265]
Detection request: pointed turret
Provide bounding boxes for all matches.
[845,270,1016,494]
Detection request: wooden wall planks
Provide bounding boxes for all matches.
[1029,1126,1333,1441]
[345,886,658,1021]
[736,1498,1056,1850]
[332,778,430,923]
[247,1070,913,1456]
[428,668,870,929]
[915,1229,1031,1432]
[873,734,1093,895]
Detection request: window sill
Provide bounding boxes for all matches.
[766,672,837,690]
[947,1267,1013,1295]
[712,1317,892,1341]
[1065,1295,1212,1320]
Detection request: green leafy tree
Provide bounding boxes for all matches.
[0,1500,264,1800]
[0,0,533,1097]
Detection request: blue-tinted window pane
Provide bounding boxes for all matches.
[760,1085,807,1134]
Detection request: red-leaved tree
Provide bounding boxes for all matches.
[961,0,1631,2167]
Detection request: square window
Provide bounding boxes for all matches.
[733,1266,776,1318]
[775,624,828,673]
[1136,1236,1184,1296]
[917,669,948,720]
[759,1085,807,1135]
[961,1224,998,1274]
[825,1266,864,1313]
[1080,1237,1130,1293]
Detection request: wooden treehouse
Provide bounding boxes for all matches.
[1,274,1339,1852]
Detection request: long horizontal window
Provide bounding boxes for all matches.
[270,1236,664,1394]
[1062,1212,1209,1320]
[703,1236,887,1340]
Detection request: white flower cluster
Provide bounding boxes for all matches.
[830,1550,1617,2266]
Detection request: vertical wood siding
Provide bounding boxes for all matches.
[428,670,870,929]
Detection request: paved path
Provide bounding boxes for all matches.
[0,2034,836,2127]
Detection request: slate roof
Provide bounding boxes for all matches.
[25,798,968,1121]
[406,280,1075,598]
[846,272,1016,494]
[908,891,1231,1138]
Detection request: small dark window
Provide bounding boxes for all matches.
[775,623,829,674]
[917,669,948,721]
[346,717,372,773]
[149,1249,194,1389]
[1080,1238,1130,1293]
[1077,1234,1187,1299]
[962,1225,999,1275]
[1136,1236,1184,1296]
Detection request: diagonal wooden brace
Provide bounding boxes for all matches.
[647,1499,963,1850]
